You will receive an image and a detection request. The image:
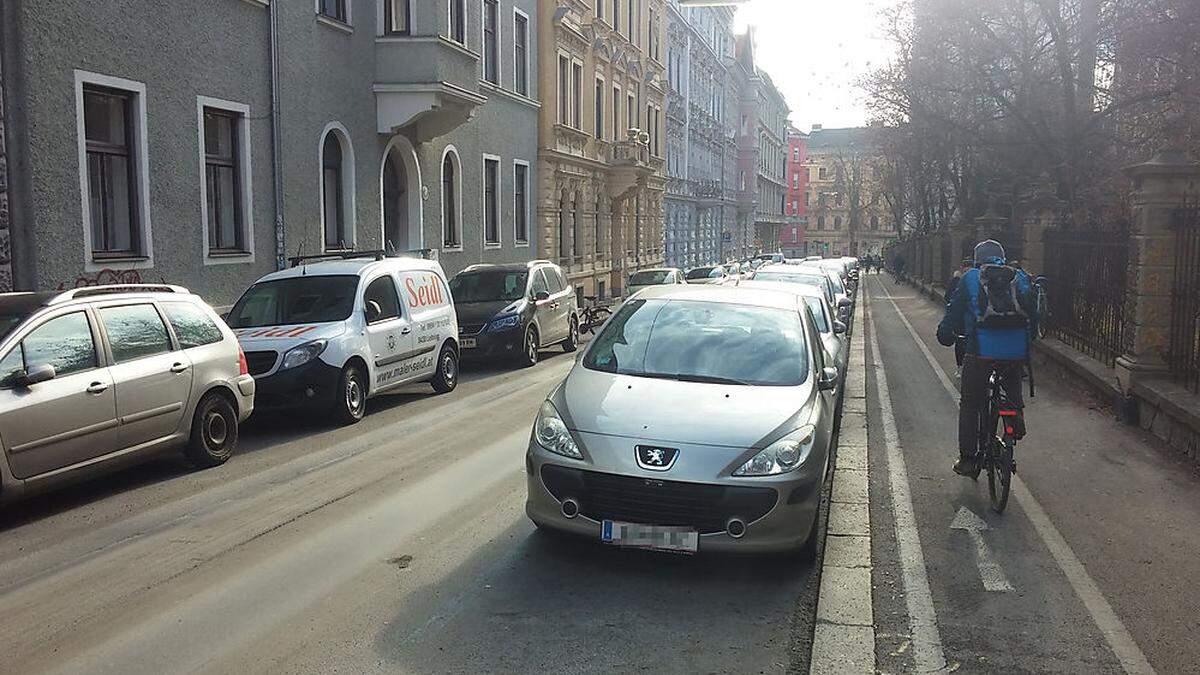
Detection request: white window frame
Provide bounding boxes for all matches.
[513,159,531,247]
[571,59,584,130]
[557,52,571,125]
[612,82,622,140]
[513,8,530,97]
[594,72,605,140]
[480,0,501,86]
[74,70,153,272]
[440,145,464,251]
[196,96,255,265]
[318,121,357,252]
[447,0,466,43]
[482,154,503,249]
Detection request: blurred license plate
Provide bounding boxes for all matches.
[601,520,698,554]
[460,338,476,349]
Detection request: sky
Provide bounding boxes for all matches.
[734,0,904,132]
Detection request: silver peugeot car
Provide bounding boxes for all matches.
[525,285,838,557]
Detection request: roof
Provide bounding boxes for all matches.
[805,127,879,151]
[634,284,802,311]
[0,292,56,316]
[258,256,442,282]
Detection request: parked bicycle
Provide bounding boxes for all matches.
[1033,275,1048,339]
[579,296,613,335]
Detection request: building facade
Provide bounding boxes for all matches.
[804,126,895,257]
[0,0,539,305]
[751,72,789,254]
[781,125,807,257]
[535,0,667,301]
[662,1,738,270]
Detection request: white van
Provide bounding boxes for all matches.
[226,252,459,424]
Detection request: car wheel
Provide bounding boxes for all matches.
[334,363,367,425]
[184,393,239,468]
[431,343,458,394]
[561,316,580,352]
[518,325,539,368]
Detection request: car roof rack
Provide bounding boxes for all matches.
[50,284,190,304]
[526,259,554,267]
[288,250,388,267]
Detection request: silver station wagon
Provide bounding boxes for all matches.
[525,285,838,557]
[0,285,255,502]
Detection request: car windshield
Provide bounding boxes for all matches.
[630,270,670,285]
[583,298,808,386]
[804,297,830,333]
[685,267,719,280]
[450,270,528,303]
[226,275,358,328]
[753,271,828,288]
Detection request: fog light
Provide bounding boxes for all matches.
[561,498,580,519]
[726,517,746,538]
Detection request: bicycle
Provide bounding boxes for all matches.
[579,296,613,335]
[1033,275,1048,339]
[973,362,1023,513]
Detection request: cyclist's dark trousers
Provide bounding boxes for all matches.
[959,355,1024,457]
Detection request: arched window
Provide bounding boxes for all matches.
[320,125,355,251]
[871,215,879,229]
[558,194,569,260]
[441,149,460,248]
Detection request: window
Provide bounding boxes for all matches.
[871,215,880,229]
[227,276,358,328]
[792,173,799,189]
[805,192,811,206]
[612,85,620,139]
[818,167,828,180]
[649,9,659,61]
[514,162,529,244]
[544,267,566,294]
[364,276,402,323]
[202,108,245,253]
[597,0,604,21]
[613,0,620,34]
[595,195,603,254]
[558,196,569,259]
[442,150,460,247]
[627,0,634,41]
[18,313,98,379]
[483,156,500,246]
[834,216,842,229]
[558,55,570,124]
[572,62,583,129]
[483,0,499,85]
[83,85,141,257]
[321,130,351,250]
[836,193,844,206]
[792,147,799,161]
[817,215,825,228]
[163,302,224,348]
[531,269,550,296]
[514,12,529,96]
[318,0,348,22]
[448,0,465,42]
[627,92,635,130]
[384,0,410,33]
[594,78,604,139]
[100,305,172,363]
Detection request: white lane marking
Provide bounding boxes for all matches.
[864,288,948,673]
[949,506,1014,593]
[873,277,1156,675]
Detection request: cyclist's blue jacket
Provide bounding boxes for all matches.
[937,259,1038,360]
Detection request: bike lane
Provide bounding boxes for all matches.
[860,273,1192,673]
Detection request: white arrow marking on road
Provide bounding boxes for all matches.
[950,506,1015,593]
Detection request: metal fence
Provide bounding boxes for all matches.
[1170,205,1200,392]
[1043,227,1129,367]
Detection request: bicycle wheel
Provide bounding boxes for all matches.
[989,437,1013,513]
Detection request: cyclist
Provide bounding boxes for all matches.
[937,240,1038,477]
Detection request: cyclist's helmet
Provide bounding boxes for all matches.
[973,239,1005,267]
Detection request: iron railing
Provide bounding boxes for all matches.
[1170,204,1200,392]
[1043,226,1129,367]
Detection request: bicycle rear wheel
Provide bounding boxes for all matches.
[988,436,1013,513]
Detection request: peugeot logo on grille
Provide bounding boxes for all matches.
[636,445,679,471]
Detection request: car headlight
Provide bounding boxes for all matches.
[733,425,816,476]
[488,314,521,331]
[534,400,583,459]
[280,339,328,370]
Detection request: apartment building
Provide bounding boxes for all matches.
[781,125,808,257]
[0,0,539,304]
[805,125,895,257]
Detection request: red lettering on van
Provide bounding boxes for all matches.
[405,276,444,308]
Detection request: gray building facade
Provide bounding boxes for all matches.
[0,0,539,306]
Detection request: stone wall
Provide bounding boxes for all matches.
[0,47,11,292]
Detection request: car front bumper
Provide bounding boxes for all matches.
[524,432,825,554]
[459,327,524,360]
[234,374,256,422]
[251,358,343,410]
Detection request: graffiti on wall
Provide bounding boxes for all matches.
[56,268,167,291]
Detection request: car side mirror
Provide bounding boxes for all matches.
[833,321,848,334]
[18,363,56,388]
[818,366,839,391]
[534,291,550,302]
[364,300,382,323]
[838,298,852,309]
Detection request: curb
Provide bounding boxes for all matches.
[809,305,874,674]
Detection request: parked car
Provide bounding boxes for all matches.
[627,268,686,297]
[525,284,838,558]
[738,280,848,390]
[0,284,255,502]
[756,253,785,265]
[744,266,841,313]
[723,263,744,282]
[227,251,458,424]
[684,265,729,285]
[450,261,580,367]
[798,262,854,322]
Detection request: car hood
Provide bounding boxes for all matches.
[555,366,814,448]
[455,300,522,324]
[233,321,346,349]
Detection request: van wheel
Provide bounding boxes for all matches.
[335,364,367,425]
[518,325,539,368]
[561,317,580,352]
[184,393,239,468]
[431,344,458,394]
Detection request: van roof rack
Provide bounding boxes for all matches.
[288,250,387,267]
[51,284,189,304]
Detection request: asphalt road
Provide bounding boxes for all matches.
[862,274,1200,674]
[0,345,820,674]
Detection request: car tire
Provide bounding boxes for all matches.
[561,316,579,352]
[431,343,458,394]
[183,393,239,469]
[518,325,539,368]
[334,363,367,425]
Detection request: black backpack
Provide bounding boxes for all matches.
[976,264,1029,329]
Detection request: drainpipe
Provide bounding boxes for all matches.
[269,0,286,270]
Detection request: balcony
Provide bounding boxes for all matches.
[373,36,488,141]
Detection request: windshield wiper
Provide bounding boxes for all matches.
[639,372,752,386]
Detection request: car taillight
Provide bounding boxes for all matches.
[238,346,249,376]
